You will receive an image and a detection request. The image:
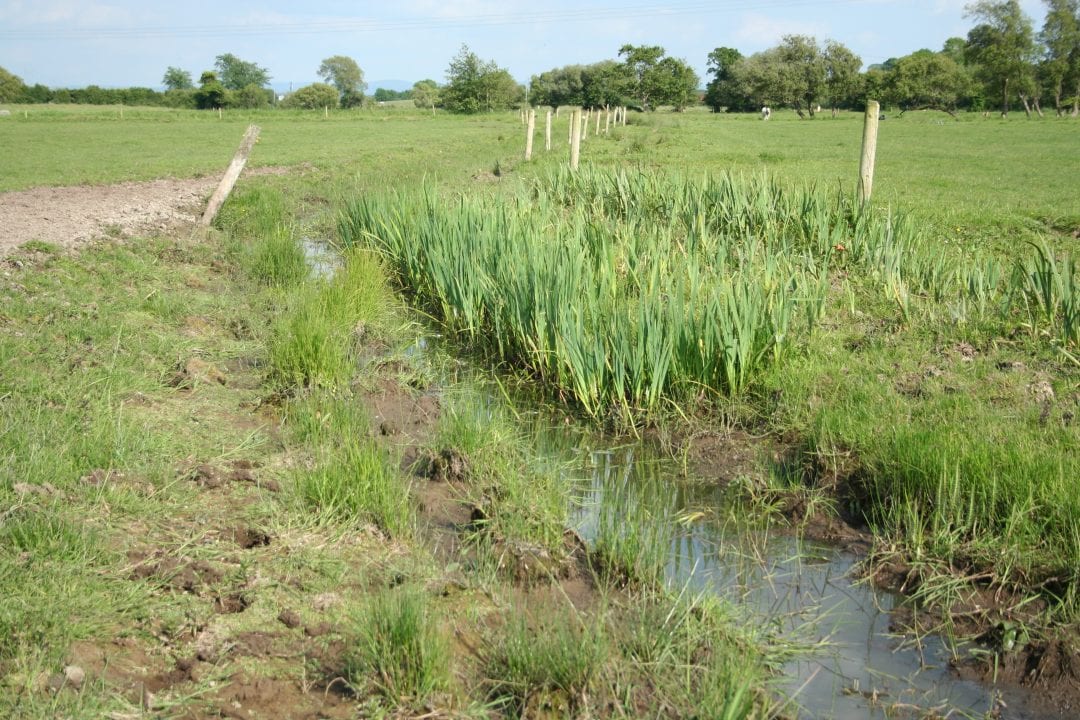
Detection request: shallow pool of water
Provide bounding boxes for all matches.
[548,435,1060,719]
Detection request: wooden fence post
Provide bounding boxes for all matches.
[199,124,261,228]
[525,109,536,161]
[545,109,552,151]
[858,100,880,204]
[583,108,590,140]
[595,109,600,135]
[570,109,582,170]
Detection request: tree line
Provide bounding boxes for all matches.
[1,1,1076,117]
[704,0,1080,117]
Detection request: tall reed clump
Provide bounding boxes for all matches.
[267,248,390,389]
[338,171,832,420]
[1011,240,1079,352]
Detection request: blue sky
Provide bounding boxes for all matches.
[0,0,1049,91]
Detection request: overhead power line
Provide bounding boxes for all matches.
[1,0,877,40]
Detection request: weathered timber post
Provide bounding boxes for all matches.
[583,108,590,140]
[570,109,582,170]
[622,106,627,126]
[568,109,574,145]
[858,100,880,204]
[545,109,552,151]
[605,107,611,134]
[199,124,261,229]
[595,109,601,135]
[525,109,536,161]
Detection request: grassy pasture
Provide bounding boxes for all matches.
[1,103,1079,715]
[2,105,1077,250]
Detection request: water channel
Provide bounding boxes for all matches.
[308,238,1060,718]
[544,428,1061,719]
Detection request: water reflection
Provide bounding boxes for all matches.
[301,237,340,278]
[538,426,1056,720]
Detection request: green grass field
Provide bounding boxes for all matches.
[1,103,1079,717]
[3,104,1077,246]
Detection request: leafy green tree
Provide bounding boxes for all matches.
[530,60,627,108]
[779,35,828,116]
[0,66,27,102]
[442,45,522,113]
[618,44,664,109]
[704,47,747,112]
[194,71,228,109]
[214,53,270,91]
[530,64,586,107]
[964,0,1039,116]
[162,66,193,91]
[1039,0,1080,115]
[617,44,698,110]
[281,83,339,110]
[318,55,366,108]
[412,79,441,112]
[234,82,272,109]
[655,56,700,110]
[885,50,975,115]
[734,36,832,116]
[373,88,411,101]
[823,40,863,113]
[942,37,969,65]
[22,83,51,103]
[580,60,627,107]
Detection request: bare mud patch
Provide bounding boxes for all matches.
[0,177,215,256]
[0,168,291,258]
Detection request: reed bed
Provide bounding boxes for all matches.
[341,168,1076,400]
[339,171,835,419]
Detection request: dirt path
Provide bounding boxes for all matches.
[0,177,219,257]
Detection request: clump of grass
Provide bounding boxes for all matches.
[295,437,413,537]
[591,473,675,589]
[434,388,569,555]
[1011,240,1078,351]
[245,225,308,287]
[345,586,449,707]
[619,592,767,718]
[485,609,608,714]
[267,248,390,389]
[217,184,288,240]
[284,387,371,445]
[217,184,309,286]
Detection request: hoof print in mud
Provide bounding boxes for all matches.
[233,526,272,549]
[422,447,471,483]
[213,591,253,614]
[168,357,227,389]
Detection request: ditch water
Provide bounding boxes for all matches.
[301,237,340,278]
[310,244,1058,718]
[533,426,1062,720]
